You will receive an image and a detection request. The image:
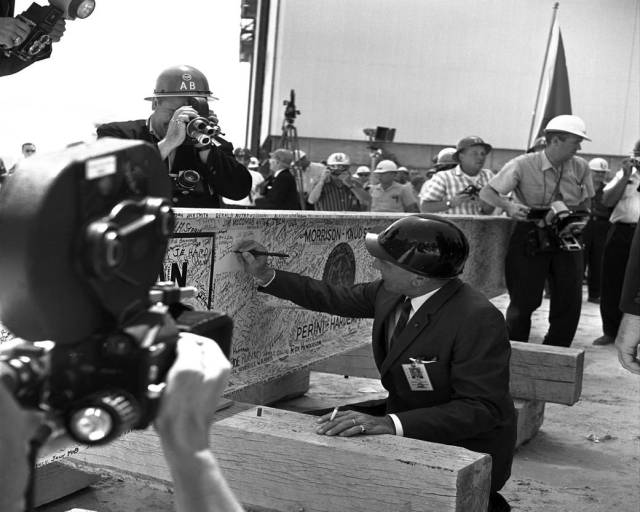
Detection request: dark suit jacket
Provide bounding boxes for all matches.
[254,168,300,210]
[97,119,251,208]
[263,271,516,492]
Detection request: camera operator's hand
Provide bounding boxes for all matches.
[49,17,66,43]
[158,106,199,158]
[505,201,530,221]
[621,157,638,177]
[232,239,275,285]
[0,17,30,48]
[154,333,243,512]
[155,333,231,453]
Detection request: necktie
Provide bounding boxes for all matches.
[388,297,412,351]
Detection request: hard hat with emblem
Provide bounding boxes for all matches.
[588,158,609,172]
[453,136,492,162]
[365,214,469,279]
[544,115,591,141]
[326,152,351,167]
[145,65,218,100]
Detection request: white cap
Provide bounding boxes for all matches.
[373,160,398,173]
[588,157,609,172]
[355,165,371,176]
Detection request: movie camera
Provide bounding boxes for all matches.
[2,0,95,61]
[526,200,589,253]
[283,89,300,124]
[0,138,232,448]
[185,97,223,147]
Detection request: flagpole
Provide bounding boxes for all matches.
[527,2,560,149]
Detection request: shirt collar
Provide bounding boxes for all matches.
[408,287,442,314]
[540,150,556,172]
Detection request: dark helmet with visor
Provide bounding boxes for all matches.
[365,214,469,279]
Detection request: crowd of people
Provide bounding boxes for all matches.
[1,61,639,512]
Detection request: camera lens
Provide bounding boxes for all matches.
[177,170,200,190]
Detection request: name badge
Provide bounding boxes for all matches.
[402,360,434,391]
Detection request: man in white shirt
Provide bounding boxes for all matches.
[593,148,640,345]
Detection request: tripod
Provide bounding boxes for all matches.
[280,90,307,210]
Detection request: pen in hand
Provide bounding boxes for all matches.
[233,249,290,258]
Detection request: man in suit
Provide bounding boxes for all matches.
[235,214,516,511]
[254,148,300,210]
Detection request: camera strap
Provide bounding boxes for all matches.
[543,164,564,206]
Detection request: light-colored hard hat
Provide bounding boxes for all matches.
[248,157,260,169]
[355,165,371,176]
[544,115,591,141]
[326,152,351,167]
[397,166,409,172]
[373,160,398,173]
[588,157,609,172]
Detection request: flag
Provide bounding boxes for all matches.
[527,11,572,150]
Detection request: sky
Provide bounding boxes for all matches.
[0,0,250,167]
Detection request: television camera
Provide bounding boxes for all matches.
[2,0,95,61]
[0,138,232,450]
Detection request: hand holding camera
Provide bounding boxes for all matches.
[0,17,31,48]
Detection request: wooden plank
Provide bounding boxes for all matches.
[71,402,491,512]
[33,462,99,507]
[509,341,584,405]
[311,341,585,405]
[513,399,546,449]
[226,368,311,405]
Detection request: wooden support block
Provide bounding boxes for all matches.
[33,462,100,507]
[71,401,491,512]
[509,341,584,405]
[311,343,379,379]
[312,341,584,405]
[226,367,311,405]
[513,399,546,449]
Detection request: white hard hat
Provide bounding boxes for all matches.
[373,160,398,173]
[248,156,260,169]
[544,115,591,141]
[588,157,609,172]
[327,152,351,166]
[397,166,408,172]
[355,165,371,176]
[294,150,306,160]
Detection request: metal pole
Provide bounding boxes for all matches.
[526,2,560,150]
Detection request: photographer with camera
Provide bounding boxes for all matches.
[479,115,594,347]
[98,65,251,208]
[1,0,66,76]
[307,152,370,211]
[0,333,244,512]
[592,140,640,346]
[419,136,496,215]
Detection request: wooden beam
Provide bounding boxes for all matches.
[509,341,584,405]
[513,399,546,449]
[33,462,99,507]
[311,341,584,405]
[71,402,491,512]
